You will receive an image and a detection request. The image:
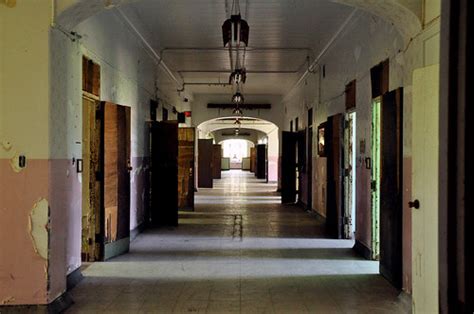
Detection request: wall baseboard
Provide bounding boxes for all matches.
[398,291,412,313]
[130,222,146,241]
[353,239,372,260]
[0,292,73,314]
[67,267,83,290]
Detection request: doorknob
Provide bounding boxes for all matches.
[408,199,420,209]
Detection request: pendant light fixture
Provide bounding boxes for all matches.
[222,0,249,114]
[222,2,249,48]
[232,91,244,104]
[229,68,247,84]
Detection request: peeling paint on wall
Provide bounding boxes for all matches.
[9,152,23,173]
[1,140,12,151]
[1,296,16,305]
[28,198,49,260]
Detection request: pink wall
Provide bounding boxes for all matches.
[355,161,372,250]
[130,157,150,230]
[48,159,82,301]
[0,159,49,305]
[314,157,327,217]
[268,155,278,182]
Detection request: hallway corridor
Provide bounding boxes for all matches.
[67,171,406,313]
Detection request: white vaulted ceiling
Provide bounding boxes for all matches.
[114,0,355,97]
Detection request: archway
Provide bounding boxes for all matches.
[197,116,279,183]
[56,0,421,42]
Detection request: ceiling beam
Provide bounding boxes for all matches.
[179,70,300,74]
[161,47,314,54]
[208,103,271,109]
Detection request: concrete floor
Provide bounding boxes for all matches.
[67,170,407,313]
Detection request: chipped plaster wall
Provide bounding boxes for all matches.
[0,1,52,305]
[48,7,158,298]
[283,10,405,213]
[282,4,440,294]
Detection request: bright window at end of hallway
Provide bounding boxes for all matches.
[222,139,250,163]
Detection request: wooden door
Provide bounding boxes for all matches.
[343,112,356,239]
[103,102,131,260]
[412,65,439,312]
[379,89,403,289]
[250,147,256,173]
[326,114,344,239]
[81,97,102,262]
[256,144,266,179]
[298,130,307,204]
[151,121,178,226]
[198,139,213,188]
[212,144,222,179]
[307,126,313,211]
[178,128,195,210]
[281,132,298,203]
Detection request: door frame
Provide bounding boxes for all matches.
[343,111,356,239]
[439,0,472,311]
[370,97,382,259]
[281,131,298,203]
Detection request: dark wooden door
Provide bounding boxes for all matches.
[256,144,266,179]
[178,128,195,210]
[326,114,344,239]
[281,131,298,203]
[307,126,313,211]
[103,102,131,260]
[250,147,256,173]
[212,144,222,179]
[150,121,178,226]
[298,130,307,204]
[379,88,403,289]
[198,139,213,188]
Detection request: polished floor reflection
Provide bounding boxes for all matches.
[67,170,407,313]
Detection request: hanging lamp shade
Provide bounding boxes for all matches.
[229,68,247,84]
[232,92,244,104]
[222,14,249,47]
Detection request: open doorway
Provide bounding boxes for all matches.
[344,112,356,238]
[197,117,279,185]
[222,139,251,170]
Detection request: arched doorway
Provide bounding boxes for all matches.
[197,116,279,186]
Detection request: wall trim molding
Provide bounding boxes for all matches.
[130,222,146,241]
[0,292,73,313]
[353,239,372,260]
[66,267,83,291]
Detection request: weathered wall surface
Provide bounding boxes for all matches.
[49,8,159,300]
[281,3,440,295]
[283,10,405,216]
[0,1,52,305]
